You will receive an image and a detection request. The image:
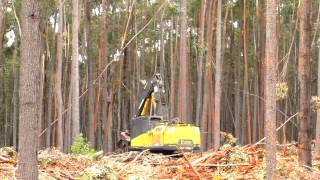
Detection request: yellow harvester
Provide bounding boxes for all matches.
[129,74,201,153]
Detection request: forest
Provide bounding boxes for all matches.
[0,0,320,179]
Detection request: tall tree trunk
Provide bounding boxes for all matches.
[258,0,266,141]
[0,0,4,148]
[202,0,216,150]
[159,0,165,80]
[178,0,191,123]
[231,8,241,143]
[94,0,108,149]
[169,16,176,119]
[195,0,206,126]
[45,25,54,148]
[18,0,41,178]
[213,0,222,150]
[38,53,45,149]
[100,0,109,151]
[265,0,278,179]
[0,0,5,72]
[253,0,260,143]
[241,0,251,144]
[12,49,18,149]
[56,0,64,151]
[71,0,80,143]
[298,0,312,167]
[316,41,320,156]
[84,0,95,147]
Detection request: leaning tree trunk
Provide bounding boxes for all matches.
[17,0,41,179]
[298,0,312,167]
[265,0,278,179]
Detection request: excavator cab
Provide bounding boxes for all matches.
[129,74,201,153]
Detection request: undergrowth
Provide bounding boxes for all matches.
[71,133,96,155]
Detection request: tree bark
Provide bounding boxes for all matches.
[258,0,266,141]
[202,0,216,150]
[265,0,278,179]
[213,0,222,151]
[12,48,18,149]
[71,0,80,142]
[195,0,206,126]
[169,16,176,119]
[0,0,5,68]
[18,0,41,178]
[84,0,95,147]
[0,0,4,148]
[231,8,241,144]
[178,0,191,123]
[56,0,64,151]
[241,0,251,145]
[298,0,312,167]
[99,0,109,151]
[316,41,320,156]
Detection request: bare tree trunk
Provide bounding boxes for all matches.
[0,0,5,69]
[298,0,312,167]
[18,0,41,178]
[84,0,95,146]
[265,0,278,179]
[65,85,72,153]
[45,25,54,148]
[195,0,206,126]
[56,0,64,151]
[178,0,191,123]
[202,0,216,150]
[38,53,45,149]
[0,0,4,148]
[241,0,251,144]
[316,41,320,156]
[12,50,18,148]
[100,0,109,151]
[253,0,260,143]
[169,16,176,119]
[159,0,165,80]
[213,0,222,150]
[71,0,80,142]
[230,7,240,143]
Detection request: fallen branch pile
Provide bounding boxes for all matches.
[1,144,320,179]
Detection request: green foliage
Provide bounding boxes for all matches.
[167,1,179,16]
[71,134,96,155]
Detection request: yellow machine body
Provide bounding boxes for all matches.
[131,123,201,151]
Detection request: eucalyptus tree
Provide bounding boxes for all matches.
[18,0,41,178]
[265,0,278,178]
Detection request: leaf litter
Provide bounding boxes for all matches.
[1,142,320,179]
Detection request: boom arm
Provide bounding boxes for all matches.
[134,74,166,118]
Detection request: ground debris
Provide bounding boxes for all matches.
[1,145,320,180]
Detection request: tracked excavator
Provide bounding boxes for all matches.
[128,74,201,153]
